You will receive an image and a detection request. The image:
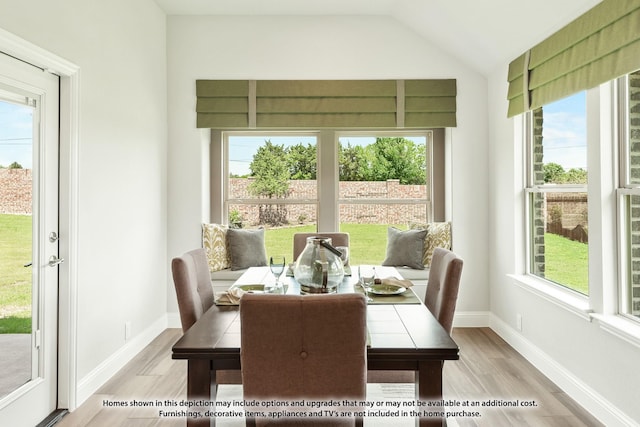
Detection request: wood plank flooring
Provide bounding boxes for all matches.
[56,328,604,427]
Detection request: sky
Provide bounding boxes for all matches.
[228,134,427,176]
[0,100,33,169]
[541,91,587,170]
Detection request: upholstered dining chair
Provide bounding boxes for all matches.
[367,247,463,383]
[292,232,350,263]
[424,247,464,335]
[240,293,367,426]
[171,248,214,332]
[171,248,242,384]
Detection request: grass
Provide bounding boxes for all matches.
[0,214,32,334]
[542,233,589,295]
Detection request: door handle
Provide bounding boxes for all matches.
[48,256,64,267]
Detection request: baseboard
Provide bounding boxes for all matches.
[167,312,181,329]
[489,314,638,427]
[453,311,491,327]
[76,315,168,406]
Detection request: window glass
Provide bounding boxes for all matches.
[227,135,318,260]
[621,70,640,318]
[338,135,430,265]
[528,92,588,295]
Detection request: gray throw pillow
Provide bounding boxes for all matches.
[226,228,268,270]
[381,227,427,270]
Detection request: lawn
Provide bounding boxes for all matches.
[543,233,589,295]
[0,214,32,333]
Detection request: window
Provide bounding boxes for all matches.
[618,70,640,320]
[526,92,589,295]
[219,130,440,262]
[225,133,318,260]
[337,133,431,264]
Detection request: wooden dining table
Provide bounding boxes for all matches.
[171,266,459,427]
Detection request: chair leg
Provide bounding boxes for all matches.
[245,417,256,427]
[355,416,364,427]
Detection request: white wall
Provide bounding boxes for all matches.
[166,15,491,317]
[0,0,168,404]
[487,63,640,425]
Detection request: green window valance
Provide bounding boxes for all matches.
[507,0,640,117]
[196,79,457,129]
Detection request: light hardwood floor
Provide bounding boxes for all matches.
[56,328,604,427]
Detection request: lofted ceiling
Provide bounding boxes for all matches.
[153,0,601,75]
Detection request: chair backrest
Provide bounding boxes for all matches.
[424,247,463,335]
[171,248,214,332]
[240,293,367,402]
[292,232,350,262]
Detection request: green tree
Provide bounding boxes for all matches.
[339,143,370,181]
[287,143,316,180]
[8,161,23,169]
[564,168,587,184]
[369,137,426,185]
[543,163,587,184]
[544,162,565,183]
[248,140,290,226]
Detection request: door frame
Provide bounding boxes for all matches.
[0,28,80,411]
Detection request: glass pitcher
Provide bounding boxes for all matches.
[293,236,345,294]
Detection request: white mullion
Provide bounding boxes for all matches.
[227,198,318,205]
[317,129,338,232]
[529,185,588,193]
[338,199,428,205]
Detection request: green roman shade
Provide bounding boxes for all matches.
[196,79,456,128]
[507,0,640,117]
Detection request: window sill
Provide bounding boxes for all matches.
[508,274,593,321]
[591,314,640,349]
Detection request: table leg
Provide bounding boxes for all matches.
[415,360,446,427]
[187,359,213,427]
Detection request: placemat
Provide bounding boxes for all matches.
[355,286,422,304]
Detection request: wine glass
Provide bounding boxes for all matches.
[269,256,286,293]
[359,265,375,302]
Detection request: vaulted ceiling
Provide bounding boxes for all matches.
[153,0,601,75]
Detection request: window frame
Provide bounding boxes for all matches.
[215,129,438,233]
[515,75,640,339]
[222,131,320,229]
[523,97,590,298]
[336,130,434,225]
[616,73,640,323]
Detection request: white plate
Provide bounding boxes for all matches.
[368,283,407,296]
[231,284,266,293]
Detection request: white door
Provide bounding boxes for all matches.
[0,53,60,426]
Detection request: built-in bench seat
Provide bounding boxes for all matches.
[203,222,451,303]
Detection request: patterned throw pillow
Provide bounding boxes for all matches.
[202,223,231,272]
[411,222,452,267]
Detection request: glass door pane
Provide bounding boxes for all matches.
[0,97,34,398]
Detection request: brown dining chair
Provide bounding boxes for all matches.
[171,248,242,384]
[424,247,464,335]
[293,232,350,263]
[240,293,367,426]
[367,247,463,383]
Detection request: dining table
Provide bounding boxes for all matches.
[171,266,459,427]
